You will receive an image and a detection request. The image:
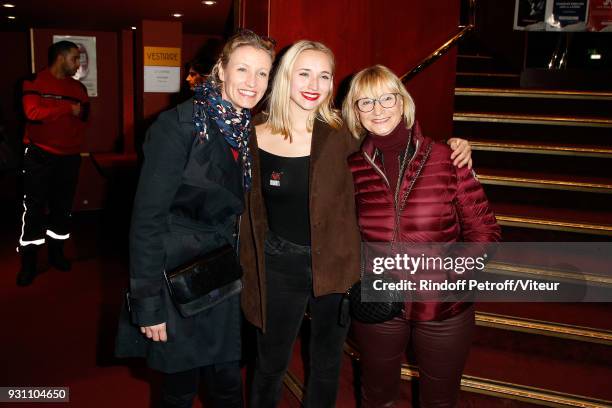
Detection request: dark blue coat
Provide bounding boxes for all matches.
[115,99,244,373]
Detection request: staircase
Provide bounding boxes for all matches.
[451,49,612,406]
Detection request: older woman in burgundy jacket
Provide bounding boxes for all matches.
[343,65,501,408]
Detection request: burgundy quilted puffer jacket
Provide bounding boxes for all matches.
[348,122,501,321]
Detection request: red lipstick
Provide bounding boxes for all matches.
[301,92,320,101]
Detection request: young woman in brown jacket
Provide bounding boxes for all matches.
[239,40,472,408]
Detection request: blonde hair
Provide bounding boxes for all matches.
[342,65,415,139]
[267,40,342,139]
[210,29,276,85]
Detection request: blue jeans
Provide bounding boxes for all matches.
[250,231,349,408]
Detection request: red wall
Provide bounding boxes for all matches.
[136,20,182,123]
[32,28,120,153]
[242,0,460,139]
[0,32,30,144]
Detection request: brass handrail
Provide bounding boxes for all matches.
[400,0,476,83]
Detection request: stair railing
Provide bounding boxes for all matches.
[400,0,476,83]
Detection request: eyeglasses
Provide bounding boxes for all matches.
[355,93,399,113]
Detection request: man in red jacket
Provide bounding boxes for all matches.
[17,40,90,286]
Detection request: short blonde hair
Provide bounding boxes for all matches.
[267,40,342,139]
[210,29,276,85]
[342,65,415,139]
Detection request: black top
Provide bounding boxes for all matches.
[259,148,311,245]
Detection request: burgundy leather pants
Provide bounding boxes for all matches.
[352,305,475,408]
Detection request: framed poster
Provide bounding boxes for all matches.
[514,0,547,30]
[545,0,589,31]
[53,35,98,97]
[587,0,612,31]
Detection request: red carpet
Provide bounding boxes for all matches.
[0,213,301,408]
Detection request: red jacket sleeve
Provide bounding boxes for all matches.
[22,82,73,122]
[454,166,501,243]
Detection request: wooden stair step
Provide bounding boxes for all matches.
[455,87,612,100]
[457,72,521,78]
[342,335,612,405]
[454,121,612,144]
[476,167,612,193]
[454,95,612,118]
[474,311,612,345]
[470,140,612,158]
[464,328,612,401]
[476,303,612,332]
[455,73,521,88]
[490,202,612,236]
[456,55,519,75]
[454,112,612,128]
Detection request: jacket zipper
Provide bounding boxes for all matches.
[392,139,419,243]
[363,150,391,189]
[362,137,420,243]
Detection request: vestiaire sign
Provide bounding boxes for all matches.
[143,46,181,93]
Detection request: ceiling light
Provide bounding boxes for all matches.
[2,3,16,8]
[131,26,137,30]
[172,13,183,18]
[202,1,217,5]
[7,15,16,19]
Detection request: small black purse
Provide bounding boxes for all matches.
[344,273,404,324]
[164,244,242,317]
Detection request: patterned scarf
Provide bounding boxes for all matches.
[193,79,253,191]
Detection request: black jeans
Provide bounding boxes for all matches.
[19,144,81,247]
[161,361,242,408]
[250,232,349,408]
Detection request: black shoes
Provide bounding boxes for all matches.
[16,246,38,287]
[48,238,71,271]
[17,239,72,286]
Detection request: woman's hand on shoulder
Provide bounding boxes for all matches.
[140,322,167,342]
[448,137,472,169]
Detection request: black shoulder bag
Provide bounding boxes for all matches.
[164,241,242,318]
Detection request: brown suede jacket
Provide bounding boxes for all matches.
[240,118,362,331]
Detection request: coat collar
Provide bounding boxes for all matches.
[361,120,424,159]
[310,117,335,164]
[359,120,432,196]
[177,98,195,123]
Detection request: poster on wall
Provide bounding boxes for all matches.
[143,46,181,93]
[587,0,612,31]
[53,35,98,97]
[514,0,547,30]
[545,0,590,31]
